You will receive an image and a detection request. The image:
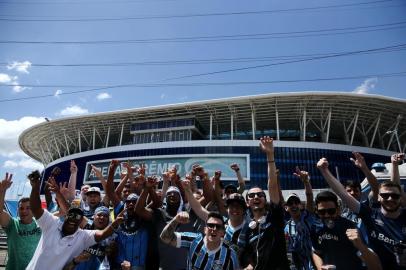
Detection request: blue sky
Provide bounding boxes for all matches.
[0,0,406,197]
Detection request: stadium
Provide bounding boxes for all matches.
[18,91,406,194]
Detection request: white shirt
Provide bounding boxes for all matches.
[26,210,97,270]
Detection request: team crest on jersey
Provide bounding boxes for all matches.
[374,218,384,226]
[212,260,223,270]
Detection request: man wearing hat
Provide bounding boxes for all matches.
[66,206,117,270]
[26,171,123,270]
[114,193,149,270]
[83,186,109,221]
[284,168,317,270]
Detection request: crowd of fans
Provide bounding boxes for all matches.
[0,136,405,270]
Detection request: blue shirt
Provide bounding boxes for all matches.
[176,232,239,270]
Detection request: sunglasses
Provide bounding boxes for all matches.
[67,212,83,221]
[247,192,266,199]
[206,223,224,230]
[317,208,337,216]
[379,193,401,200]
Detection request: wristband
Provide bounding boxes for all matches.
[267,160,275,163]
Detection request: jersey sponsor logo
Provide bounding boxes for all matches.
[17,227,41,237]
[371,230,396,246]
[212,259,223,270]
[85,246,105,257]
[318,233,339,244]
[374,218,385,227]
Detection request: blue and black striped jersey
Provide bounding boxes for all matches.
[175,232,240,270]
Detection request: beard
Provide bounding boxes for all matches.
[382,202,401,213]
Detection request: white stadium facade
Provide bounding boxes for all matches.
[19,92,406,192]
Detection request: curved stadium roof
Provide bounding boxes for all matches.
[19,92,406,165]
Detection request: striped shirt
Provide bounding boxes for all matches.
[175,232,240,270]
[284,210,316,270]
[224,220,245,252]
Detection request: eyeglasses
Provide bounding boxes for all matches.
[206,223,224,230]
[67,212,83,221]
[247,192,266,199]
[317,208,337,216]
[379,193,401,200]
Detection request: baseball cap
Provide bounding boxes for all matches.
[226,193,247,209]
[67,207,84,217]
[94,206,110,216]
[126,193,139,202]
[286,193,301,204]
[86,186,101,195]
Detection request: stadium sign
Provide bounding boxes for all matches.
[84,154,250,184]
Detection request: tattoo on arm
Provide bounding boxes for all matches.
[160,219,179,247]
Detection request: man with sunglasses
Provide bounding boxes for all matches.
[317,157,403,270]
[310,191,381,270]
[284,169,316,270]
[160,211,239,270]
[238,136,290,270]
[26,170,123,270]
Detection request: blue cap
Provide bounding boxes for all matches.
[94,206,109,216]
[126,193,139,201]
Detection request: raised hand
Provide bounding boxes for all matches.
[259,136,275,154]
[316,158,329,170]
[346,229,363,249]
[0,173,13,192]
[230,163,240,172]
[59,182,70,198]
[27,170,41,187]
[91,165,103,179]
[350,152,367,170]
[70,160,78,174]
[109,160,120,172]
[293,167,310,183]
[121,260,131,270]
[145,176,158,189]
[391,153,405,165]
[47,176,60,193]
[181,179,192,191]
[175,211,190,224]
[214,170,221,180]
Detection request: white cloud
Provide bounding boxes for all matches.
[353,78,377,94]
[58,105,89,116]
[7,61,32,74]
[96,92,111,100]
[0,117,45,159]
[54,89,63,98]
[161,93,166,99]
[0,73,13,83]
[4,158,43,170]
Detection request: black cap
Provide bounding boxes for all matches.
[226,193,247,209]
[68,207,84,216]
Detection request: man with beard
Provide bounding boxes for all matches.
[284,168,316,270]
[317,157,402,270]
[0,172,41,270]
[160,211,240,270]
[64,206,116,270]
[26,169,123,270]
[135,176,192,270]
[238,136,289,270]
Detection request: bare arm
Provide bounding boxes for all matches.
[213,172,227,216]
[48,177,70,215]
[66,160,78,202]
[182,179,209,221]
[160,211,189,247]
[161,172,170,203]
[28,171,44,219]
[293,168,314,213]
[231,164,245,194]
[106,160,122,207]
[260,137,280,204]
[94,211,124,242]
[351,152,379,202]
[391,153,404,185]
[135,184,154,221]
[317,158,360,213]
[312,252,323,270]
[0,173,12,228]
[346,229,382,270]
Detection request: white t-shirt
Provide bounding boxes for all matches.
[26,210,97,270]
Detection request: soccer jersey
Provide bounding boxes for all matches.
[310,217,365,270]
[224,219,245,252]
[285,210,316,270]
[4,217,41,270]
[175,232,239,270]
[115,217,149,267]
[238,203,289,270]
[75,235,116,270]
[358,202,406,270]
